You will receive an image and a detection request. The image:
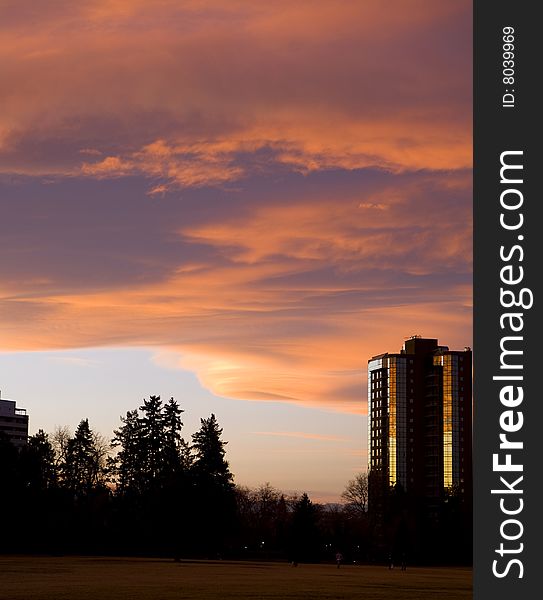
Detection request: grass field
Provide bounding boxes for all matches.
[0,556,472,600]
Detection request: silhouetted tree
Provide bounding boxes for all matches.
[440,485,472,564]
[0,402,384,561]
[253,483,282,542]
[234,483,289,557]
[62,419,108,495]
[0,432,19,491]
[383,483,411,563]
[191,414,235,554]
[15,431,60,551]
[163,397,191,476]
[109,396,192,554]
[290,493,321,563]
[110,409,145,495]
[191,413,233,488]
[19,430,57,491]
[342,473,368,515]
[111,397,191,493]
[0,433,21,551]
[51,425,71,482]
[139,395,166,484]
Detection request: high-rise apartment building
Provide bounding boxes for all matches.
[0,398,29,449]
[367,337,472,535]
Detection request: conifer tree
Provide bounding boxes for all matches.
[191,413,233,488]
[20,429,57,491]
[111,409,144,494]
[139,395,165,483]
[63,419,107,495]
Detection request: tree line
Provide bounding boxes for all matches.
[0,396,370,562]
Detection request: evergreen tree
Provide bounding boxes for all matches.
[139,395,166,483]
[290,493,321,562]
[111,396,190,493]
[16,431,60,552]
[191,413,233,488]
[63,419,107,495]
[191,414,235,554]
[163,397,190,476]
[110,409,145,494]
[19,429,57,491]
[110,396,191,555]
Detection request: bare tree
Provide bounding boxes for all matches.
[91,430,110,484]
[51,425,71,481]
[341,473,368,515]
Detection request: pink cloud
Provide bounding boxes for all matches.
[0,1,472,415]
[0,0,471,183]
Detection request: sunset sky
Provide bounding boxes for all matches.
[0,0,472,501]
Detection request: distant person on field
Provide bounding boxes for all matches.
[335,552,343,569]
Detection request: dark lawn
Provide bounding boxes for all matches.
[0,556,471,600]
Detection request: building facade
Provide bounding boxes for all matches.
[367,337,472,557]
[0,398,29,449]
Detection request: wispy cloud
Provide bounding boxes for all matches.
[0,0,471,186]
[46,356,99,368]
[253,431,351,442]
[0,0,472,415]
[0,167,471,412]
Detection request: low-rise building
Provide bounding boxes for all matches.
[0,398,29,449]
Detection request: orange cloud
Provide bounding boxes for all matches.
[0,0,471,183]
[0,172,472,413]
[81,156,131,177]
[0,1,472,415]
